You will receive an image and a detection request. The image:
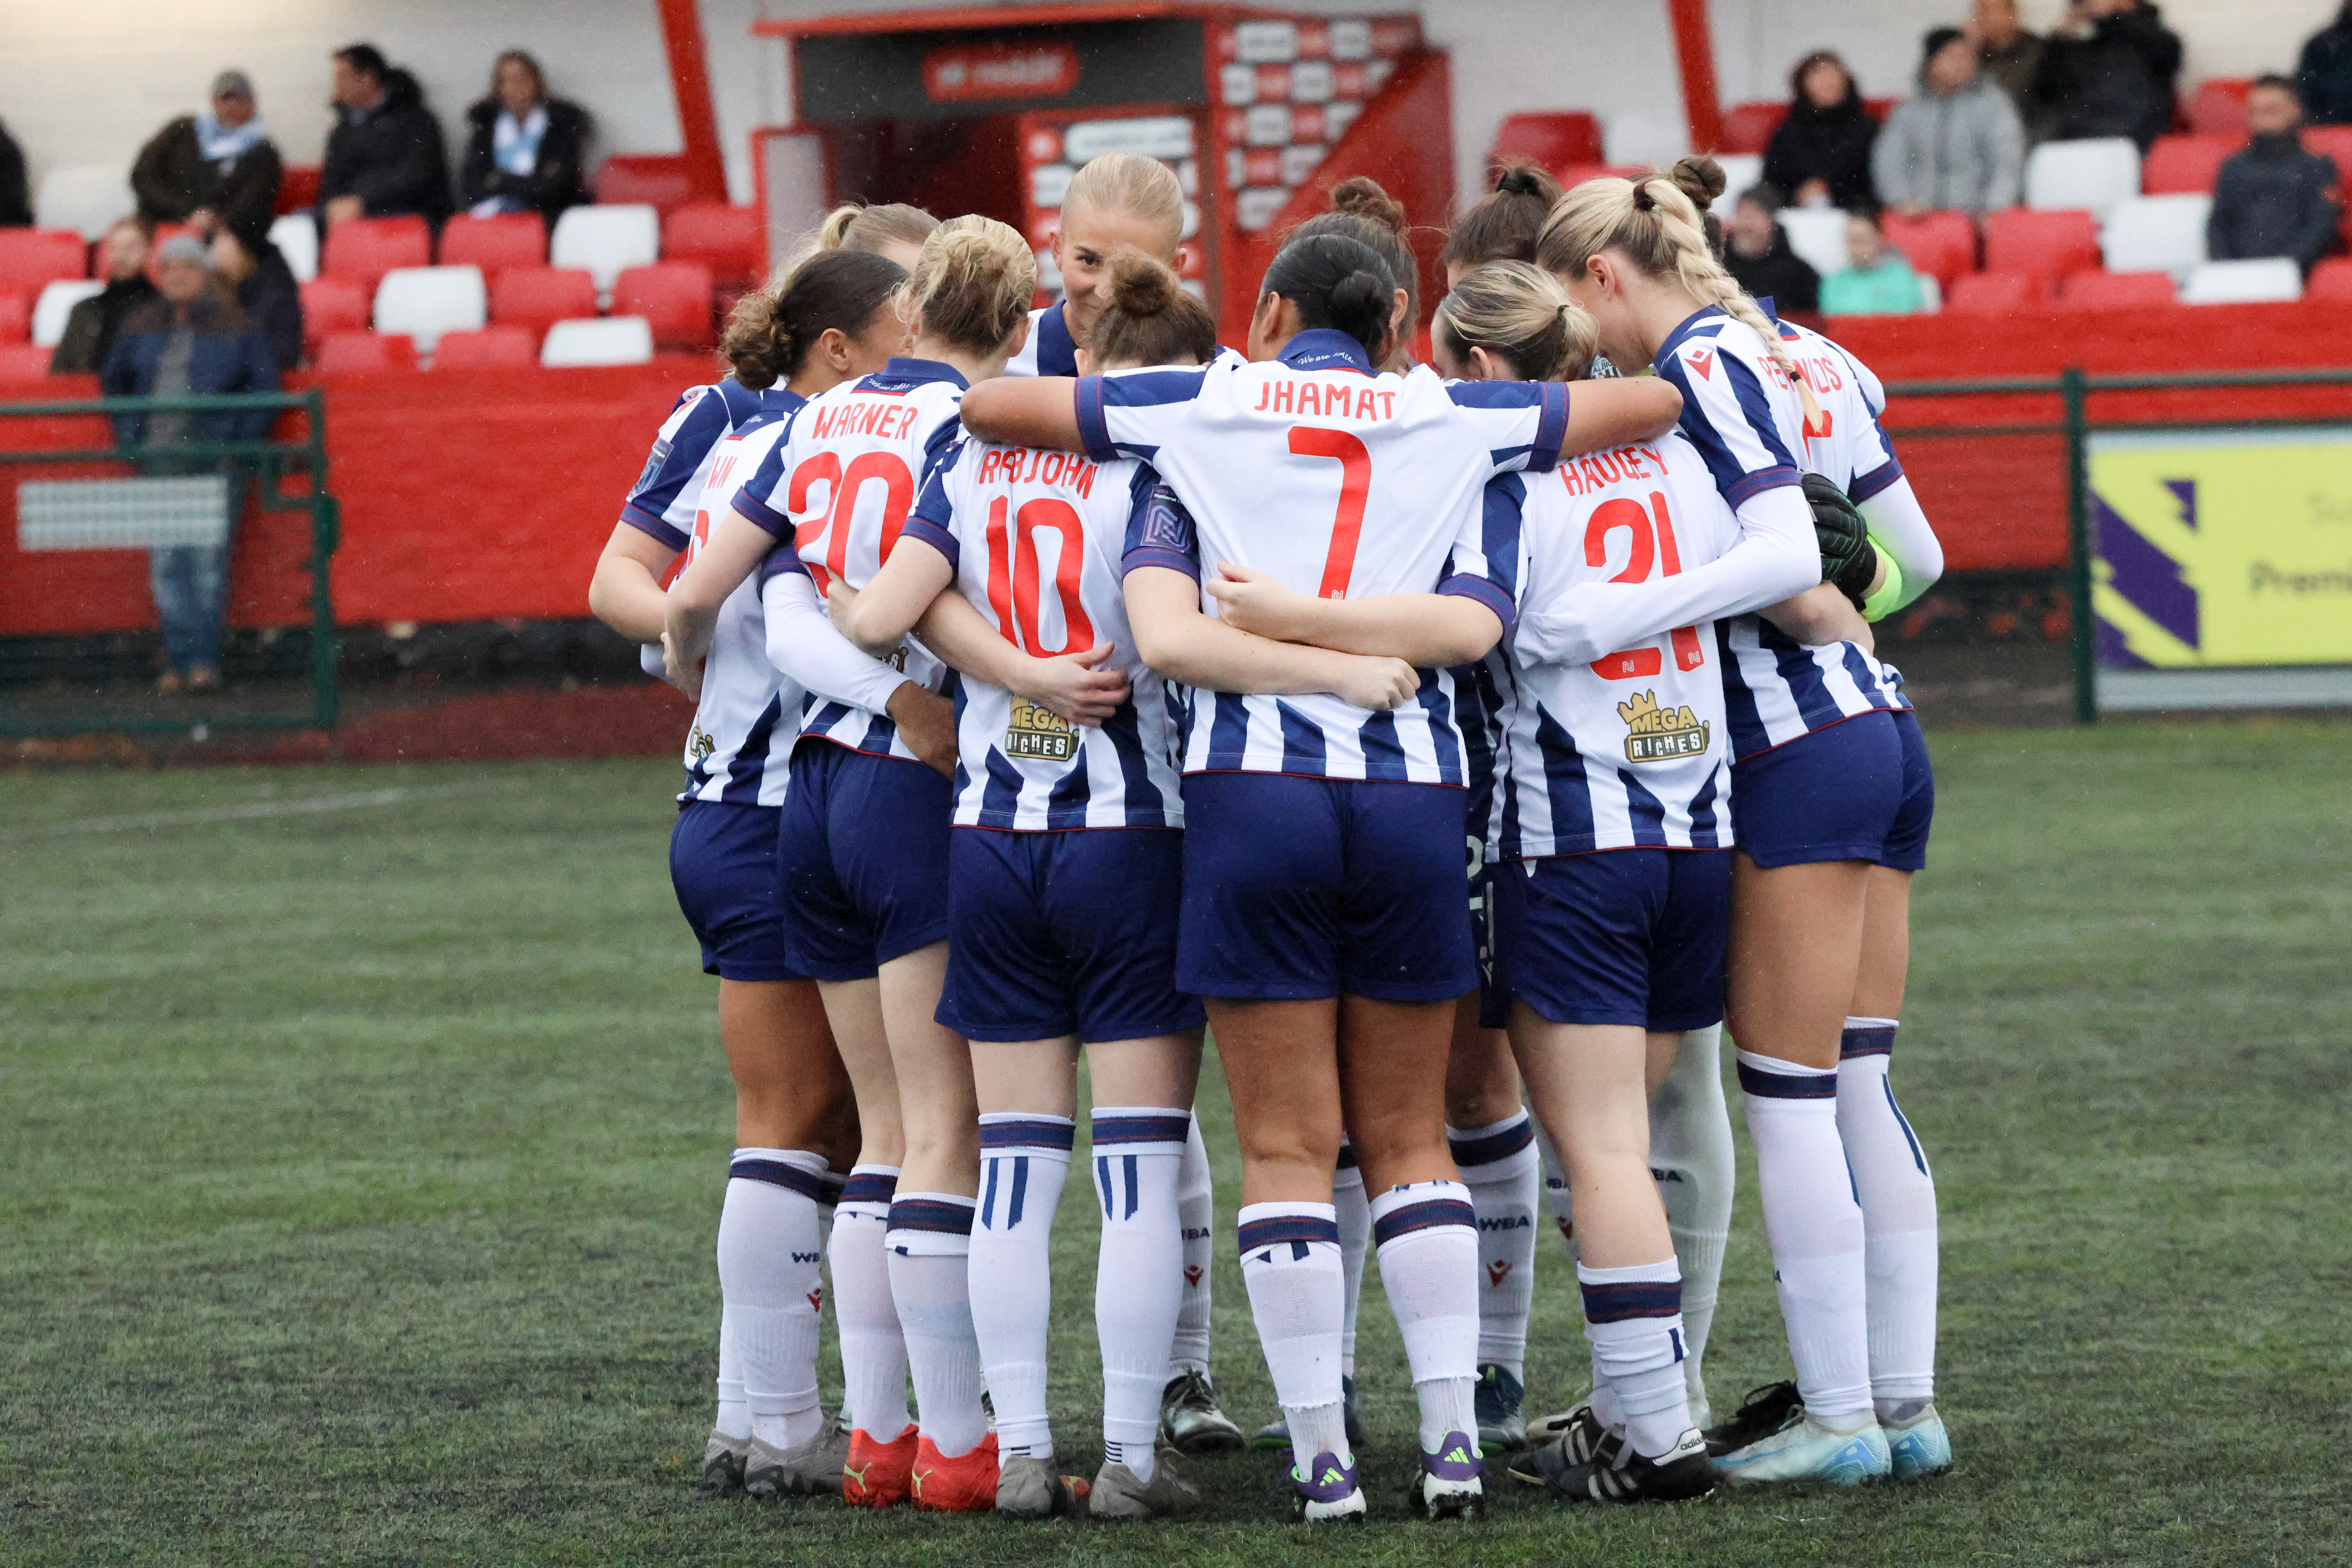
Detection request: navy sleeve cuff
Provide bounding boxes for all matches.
[1075,375,1118,464]
[1439,573,1516,637]
[1122,546,1202,584]
[619,505,690,553]
[731,488,794,538]
[1526,381,1569,473]
[1725,465,1803,508]
[898,515,959,576]
[1849,456,1903,503]
[756,548,812,588]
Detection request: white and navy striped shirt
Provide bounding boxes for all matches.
[901,436,1185,830]
[677,403,804,807]
[1094,329,1563,784]
[732,358,965,765]
[1653,306,1901,759]
[1495,434,1741,857]
[1004,301,1082,379]
[619,378,785,552]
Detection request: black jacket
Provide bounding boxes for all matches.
[2299,22,2352,127]
[320,69,452,222]
[234,243,306,373]
[2208,134,2343,273]
[0,117,29,228]
[1763,96,1881,211]
[131,116,284,250]
[2031,2,2183,150]
[1725,226,1822,316]
[49,276,161,375]
[458,98,591,220]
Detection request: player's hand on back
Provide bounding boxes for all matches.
[885,681,960,778]
[1332,655,1420,713]
[1204,563,1315,642]
[1020,642,1131,729]
[662,632,705,701]
[825,580,862,638]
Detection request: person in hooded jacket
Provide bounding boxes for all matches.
[1873,27,2026,216]
[2028,0,2182,151]
[459,51,591,221]
[319,43,452,229]
[1763,52,1883,211]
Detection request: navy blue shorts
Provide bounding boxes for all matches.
[1178,772,1476,1004]
[774,740,952,982]
[1880,709,1934,873]
[1731,710,1909,870]
[937,827,1205,1044]
[1492,848,1730,1031]
[670,800,805,983]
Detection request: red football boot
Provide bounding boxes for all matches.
[840,1426,919,1508]
[909,1431,1000,1513]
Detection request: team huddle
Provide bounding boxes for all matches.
[586,148,1950,1523]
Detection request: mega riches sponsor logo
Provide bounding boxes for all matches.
[1618,690,1709,763]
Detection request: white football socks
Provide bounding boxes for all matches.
[1238,1200,1349,1463]
[1449,1111,1539,1380]
[886,1192,987,1458]
[1649,1024,1734,1411]
[1093,1108,1189,1484]
[1369,1180,1483,1452]
[716,1148,828,1450]
[1333,1147,1370,1380]
[830,1165,909,1441]
[1578,1257,1692,1458]
[1170,1113,1216,1376]
[1838,1018,1939,1414]
[968,1115,1072,1461]
[1532,1118,1578,1260]
[1737,1050,1872,1420]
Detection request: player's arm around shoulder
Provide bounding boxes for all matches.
[1559,375,1683,459]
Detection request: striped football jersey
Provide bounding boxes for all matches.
[619,379,787,551]
[1653,305,1901,758]
[731,358,965,764]
[1495,433,1740,857]
[1004,301,1082,379]
[901,438,1185,830]
[1091,328,1563,783]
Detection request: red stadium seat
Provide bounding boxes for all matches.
[0,228,90,295]
[1554,163,1646,190]
[299,276,370,352]
[1945,271,2053,313]
[2305,258,2352,301]
[438,213,546,278]
[1983,209,2101,286]
[2141,134,2241,194]
[313,331,417,375]
[276,164,321,214]
[2058,268,2177,309]
[1719,101,1787,155]
[614,262,716,351]
[0,342,52,380]
[1488,112,1605,173]
[321,215,431,290]
[2188,78,2251,139]
[2303,125,2352,178]
[0,290,28,344]
[595,154,697,214]
[489,266,600,341]
[663,203,765,289]
[1880,210,1977,287]
[430,325,538,368]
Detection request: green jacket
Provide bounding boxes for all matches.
[1821,256,1926,318]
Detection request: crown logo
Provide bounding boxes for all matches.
[1617,689,1710,762]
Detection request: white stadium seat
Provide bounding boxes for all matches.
[35,165,135,239]
[550,204,660,292]
[540,315,654,367]
[1777,206,1854,285]
[270,214,319,283]
[2026,137,2141,219]
[1710,153,1764,218]
[1916,271,1943,314]
[2101,194,2211,281]
[2179,258,2303,305]
[373,265,487,355]
[32,280,104,348]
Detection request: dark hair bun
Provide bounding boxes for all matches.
[1329,175,1408,236]
[1495,166,1546,198]
[1327,267,1392,342]
[1670,155,1728,209]
[1106,248,1181,317]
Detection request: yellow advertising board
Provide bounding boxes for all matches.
[2090,428,2352,669]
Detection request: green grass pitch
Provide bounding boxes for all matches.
[2,722,2347,1566]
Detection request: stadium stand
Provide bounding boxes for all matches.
[314,330,418,374]
[0,292,28,344]
[0,342,51,380]
[31,280,102,348]
[430,325,538,368]
[550,203,660,292]
[1708,153,1763,216]
[660,202,763,291]
[2142,134,2240,194]
[592,154,698,214]
[2188,78,2253,138]
[1882,209,1977,287]
[438,213,547,278]
[2305,257,2352,300]
[489,266,600,342]
[540,315,654,367]
[612,262,714,352]
[373,265,488,355]
[1487,112,1605,172]
[2058,268,2177,308]
[321,215,431,291]
[269,214,319,283]
[0,229,87,295]
[2101,193,2211,278]
[274,164,320,214]
[1984,207,2103,287]
[1778,206,1856,282]
[2024,138,2141,218]
[2180,257,2302,303]
[1720,101,1787,155]
[298,276,370,353]
[1945,270,2051,312]
[34,166,133,238]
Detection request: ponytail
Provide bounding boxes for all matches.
[719,246,906,390]
[1259,232,1397,362]
[1442,162,1563,271]
[1290,175,1421,335]
[767,201,940,293]
[1535,154,1822,430]
[1434,261,1596,383]
[906,214,1037,357]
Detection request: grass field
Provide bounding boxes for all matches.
[3,723,2348,1567]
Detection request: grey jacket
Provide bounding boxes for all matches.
[1871,78,2025,213]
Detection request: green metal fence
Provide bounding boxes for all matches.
[0,388,338,737]
[1881,365,2352,725]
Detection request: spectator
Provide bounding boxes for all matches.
[1763,51,1882,210]
[2296,2,2352,126]
[100,235,279,695]
[0,117,28,227]
[460,51,591,222]
[319,43,452,230]
[130,70,283,249]
[1875,26,2026,215]
[211,227,303,373]
[50,219,161,374]
[2029,0,2182,150]
[1722,183,1822,314]
[2208,75,2343,276]
[1820,210,1927,316]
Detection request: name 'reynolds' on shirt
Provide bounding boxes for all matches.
[899,436,1186,831]
[732,358,967,764]
[1091,327,1567,784]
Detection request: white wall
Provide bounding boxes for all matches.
[0,0,2319,220]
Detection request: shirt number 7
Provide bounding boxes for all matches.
[1290,426,1371,600]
